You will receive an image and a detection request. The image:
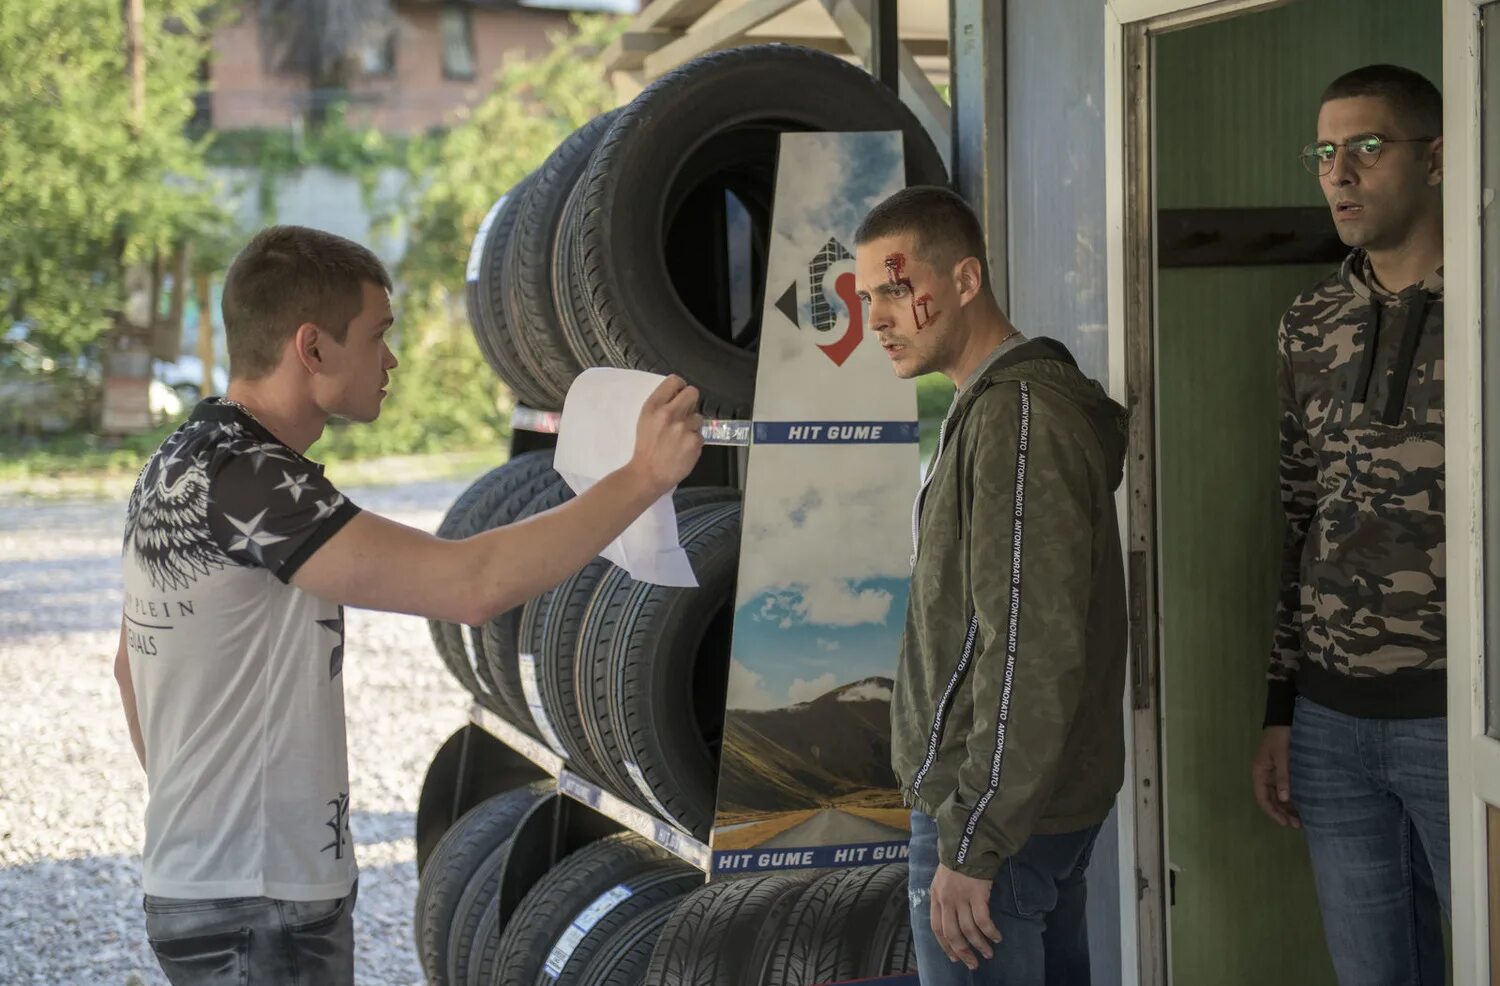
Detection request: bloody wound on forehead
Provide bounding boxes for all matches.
[883,252,937,331]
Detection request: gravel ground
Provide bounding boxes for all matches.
[0,479,475,985]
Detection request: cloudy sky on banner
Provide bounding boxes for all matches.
[726,575,910,710]
[735,445,917,604]
[724,130,915,712]
[753,130,912,415]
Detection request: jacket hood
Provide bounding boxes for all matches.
[961,337,1130,491]
[1335,249,1444,426]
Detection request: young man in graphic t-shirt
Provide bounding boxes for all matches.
[115,225,704,985]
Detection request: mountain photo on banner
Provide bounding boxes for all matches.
[716,456,914,849]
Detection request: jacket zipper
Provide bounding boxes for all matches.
[907,378,993,798]
[911,382,989,564]
[911,414,949,567]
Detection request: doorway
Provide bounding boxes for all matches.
[1121,0,1443,982]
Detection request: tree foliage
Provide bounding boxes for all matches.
[1,2,625,460]
[312,14,626,460]
[0,0,227,355]
[398,13,625,310]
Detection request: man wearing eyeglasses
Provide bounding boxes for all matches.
[1250,64,1446,984]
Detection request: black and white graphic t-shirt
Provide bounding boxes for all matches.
[122,398,361,900]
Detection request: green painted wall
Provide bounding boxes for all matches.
[1156,1,1442,211]
[1154,1,1440,983]
[1157,264,1331,983]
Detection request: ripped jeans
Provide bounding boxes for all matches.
[907,812,1101,986]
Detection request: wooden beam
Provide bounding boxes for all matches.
[642,0,805,79]
[803,35,946,57]
[634,0,729,33]
[1157,207,1344,268]
[610,27,947,72]
[610,67,648,104]
[821,0,951,172]
[604,29,677,72]
[196,272,215,397]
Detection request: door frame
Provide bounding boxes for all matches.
[1444,1,1497,982]
[1103,2,1317,983]
[1108,0,1497,981]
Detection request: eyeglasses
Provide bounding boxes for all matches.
[1299,132,1437,176]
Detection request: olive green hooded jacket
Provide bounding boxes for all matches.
[893,337,1130,879]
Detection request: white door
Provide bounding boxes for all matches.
[1444,1,1500,982]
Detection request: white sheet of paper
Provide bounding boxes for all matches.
[554,367,698,588]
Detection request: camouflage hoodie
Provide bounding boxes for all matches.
[892,337,1129,879]
[1266,250,1445,727]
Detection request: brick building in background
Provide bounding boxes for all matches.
[112,0,637,429]
[206,0,636,136]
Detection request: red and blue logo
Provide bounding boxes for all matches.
[774,236,864,367]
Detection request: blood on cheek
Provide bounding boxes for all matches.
[912,294,936,329]
[883,252,939,331]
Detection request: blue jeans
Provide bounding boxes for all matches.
[1290,696,1450,986]
[143,882,357,985]
[908,810,1101,986]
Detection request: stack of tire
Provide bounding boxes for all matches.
[649,865,917,984]
[415,781,915,986]
[464,43,948,419]
[428,452,741,840]
[422,39,946,986]
[415,783,704,986]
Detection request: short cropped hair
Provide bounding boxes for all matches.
[854,185,991,293]
[1322,64,1442,137]
[222,225,392,380]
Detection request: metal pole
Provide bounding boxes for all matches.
[949,0,1008,311]
[871,0,899,93]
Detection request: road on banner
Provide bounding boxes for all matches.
[759,809,908,847]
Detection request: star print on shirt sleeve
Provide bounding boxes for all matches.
[275,471,314,503]
[207,438,361,582]
[313,494,347,522]
[224,508,290,564]
[239,441,295,473]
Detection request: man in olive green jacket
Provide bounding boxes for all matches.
[854,186,1128,985]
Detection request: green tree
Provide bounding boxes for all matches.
[0,0,226,356]
[312,13,626,460]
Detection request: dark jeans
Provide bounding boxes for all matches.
[143,881,357,986]
[1290,696,1450,985]
[908,810,1101,986]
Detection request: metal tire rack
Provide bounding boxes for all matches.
[454,403,754,879]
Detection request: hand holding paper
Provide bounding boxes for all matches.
[555,368,706,587]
